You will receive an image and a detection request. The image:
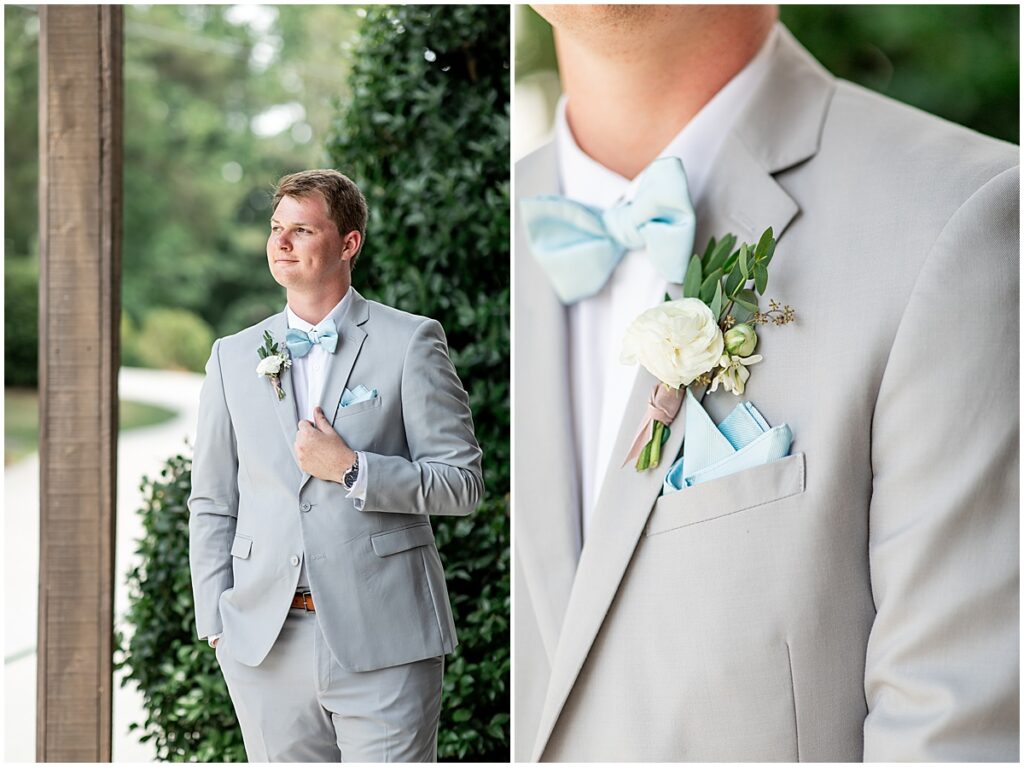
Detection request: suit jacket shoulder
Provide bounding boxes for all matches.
[360,297,441,341]
[819,78,1017,223]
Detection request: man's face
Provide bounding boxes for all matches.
[267,193,348,292]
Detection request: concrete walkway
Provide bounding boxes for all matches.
[4,367,204,762]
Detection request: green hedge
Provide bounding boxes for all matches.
[116,452,246,762]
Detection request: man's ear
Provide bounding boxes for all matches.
[341,230,362,262]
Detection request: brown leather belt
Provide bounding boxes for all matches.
[291,591,315,612]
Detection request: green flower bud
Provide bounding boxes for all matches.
[724,323,758,356]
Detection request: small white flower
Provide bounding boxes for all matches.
[621,298,724,388]
[256,354,287,378]
[710,352,763,395]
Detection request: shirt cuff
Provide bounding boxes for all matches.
[345,451,369,501]
[207,634,221,647]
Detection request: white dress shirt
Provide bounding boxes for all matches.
[556,25,779,548]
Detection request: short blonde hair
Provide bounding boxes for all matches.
[272,169,369,265]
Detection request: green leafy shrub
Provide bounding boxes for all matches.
[116,451,247,762]
[326,5,510,760]
[134,308,215,373]
[5,257,38,387]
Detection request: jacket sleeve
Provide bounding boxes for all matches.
[357,318,484,516]
[187,338,239,640]
[863,166,1019,760]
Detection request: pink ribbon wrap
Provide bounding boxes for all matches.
[623,384,685,467]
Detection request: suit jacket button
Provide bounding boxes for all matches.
[300,502,311,512]
[290,555,299,566]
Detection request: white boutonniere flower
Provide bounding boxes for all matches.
[620,298,724,389]
[256,330,292,401]
[621,227,796,471]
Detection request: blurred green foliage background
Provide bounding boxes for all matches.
[5,4,361,381]
[515,4,1019,153]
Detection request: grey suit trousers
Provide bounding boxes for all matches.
[216,608,444,762]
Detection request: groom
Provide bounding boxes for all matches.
[515,5,1018,762]
[189,169,483,762]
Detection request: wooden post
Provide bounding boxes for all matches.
[37,5,122,761]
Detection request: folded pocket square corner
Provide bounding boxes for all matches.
[663,389,793,494]
[340,385,378,408]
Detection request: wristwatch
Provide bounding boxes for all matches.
[343,453,360,489]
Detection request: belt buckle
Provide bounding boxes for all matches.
[298,590,314,612]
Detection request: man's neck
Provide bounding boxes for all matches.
[557,13,776,180]
[287,283,350,326]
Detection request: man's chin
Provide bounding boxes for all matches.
[269,264,302,288]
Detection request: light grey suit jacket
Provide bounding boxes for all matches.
[514,25,1019,762]
[189,287,483,671]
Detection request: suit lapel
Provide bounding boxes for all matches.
[515,141,584,663]
[266,310,301,470]
[530,23,835,760]
[297,287,369,493]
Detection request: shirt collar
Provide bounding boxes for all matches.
[285,290,352,333]
[555,23,779,208]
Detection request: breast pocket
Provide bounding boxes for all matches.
[333,395,382,420]
[645,452,806,537]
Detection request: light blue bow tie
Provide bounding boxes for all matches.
[286,321,339,358]
[520,157,696,304]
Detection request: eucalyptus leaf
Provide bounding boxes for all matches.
[707,233,736,273]
[754,226,774,261]
[700,268,724,304]
[710,280,723,320]
[754,263,768,294]
[739,243,750,280]
[734,288,759,312]
[732,303,755,323]
[722,248,741,273]
[725,262,745,296]
[763,238,777,265]
[683,254,703,298]
[701,236,717,261]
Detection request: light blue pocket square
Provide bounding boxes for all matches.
[339,385,378,408]
[663,388,792,494]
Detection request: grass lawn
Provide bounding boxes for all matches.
[5,388,177,465]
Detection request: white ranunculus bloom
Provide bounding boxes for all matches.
[256,354,286,378]
[710,352,763,395]
[620,298,725,388]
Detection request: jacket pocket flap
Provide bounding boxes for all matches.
[334,396,382,420]
[371,523,433,557]
[230,534,252,559]
[646,452,806,537]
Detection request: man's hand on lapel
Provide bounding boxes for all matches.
[295,407,357,482]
